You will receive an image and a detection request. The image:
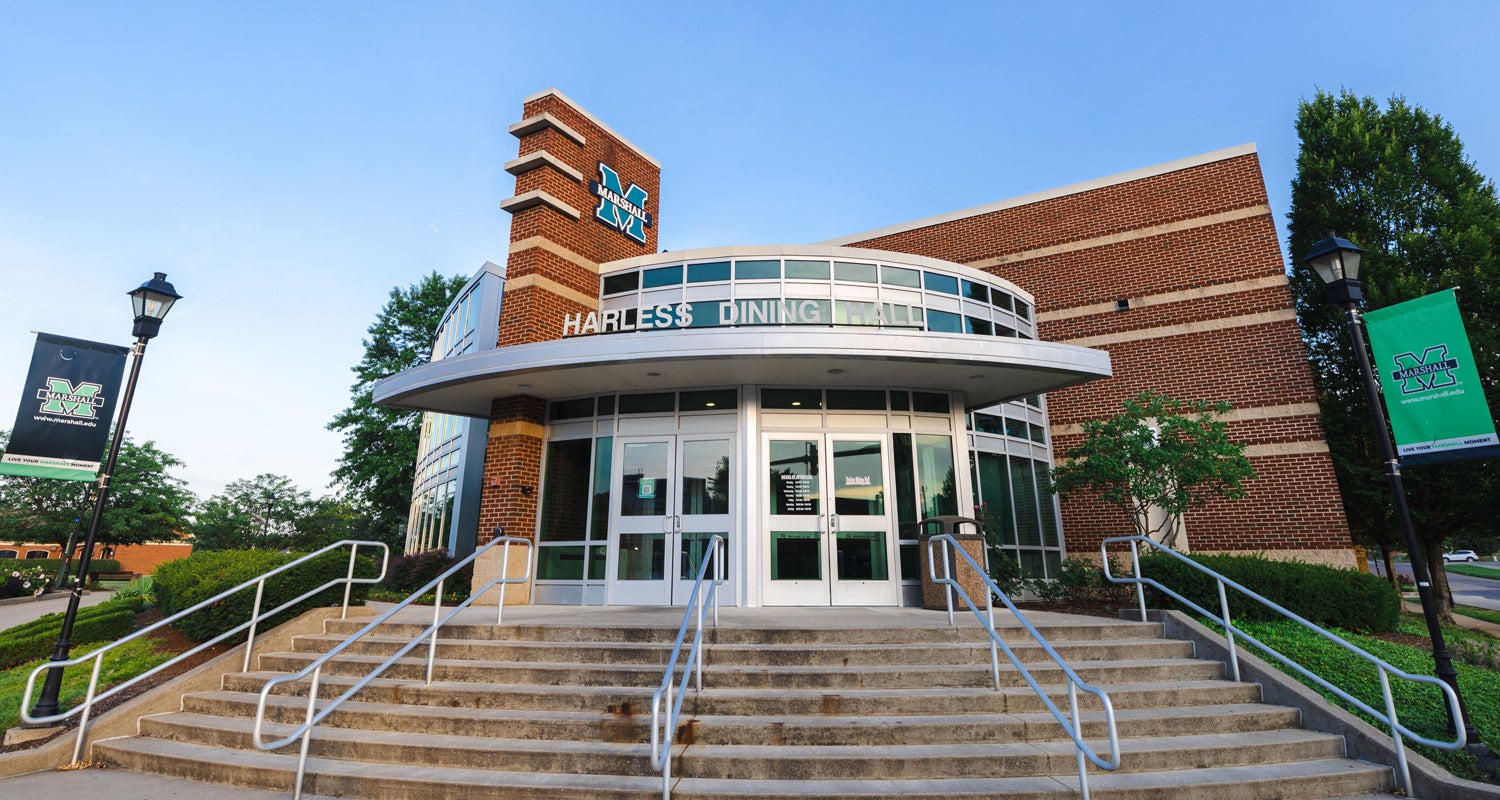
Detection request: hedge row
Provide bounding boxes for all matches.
[154,548,378,643]
[0,558,122,578]
[0,595,147,670]
[1136,551,1401,632]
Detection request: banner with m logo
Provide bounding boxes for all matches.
[1365,290,1499,466]
[1,333,129,481]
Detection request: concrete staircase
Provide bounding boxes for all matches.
[94,606,1396,799]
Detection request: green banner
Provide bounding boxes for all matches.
[1364,290,1499,466]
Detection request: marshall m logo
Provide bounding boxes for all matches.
[591,162,652,245]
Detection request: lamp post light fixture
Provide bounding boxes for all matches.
[261,492,278,548]
[29,273,181,721]
[1300,231,1486,755]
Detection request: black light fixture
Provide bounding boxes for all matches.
[1300,233,1488,757]
[30,273,181,721]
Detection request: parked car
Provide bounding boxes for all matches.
[1443,550,1479,563]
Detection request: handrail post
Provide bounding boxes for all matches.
[1070,680,1090,800]
[941,538,955,626]
[70,653,105,763]
[1217,579,1240,683]
[497,540,511,626]
[986,585,1000,691]
[1129,541,1146,622]
[1380,667,1414,797]
[341,542,359,619]
[293,667,322,800]
[427,578,445,685]
[243,579,267,673]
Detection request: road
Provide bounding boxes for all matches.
[1371,559,1500,613]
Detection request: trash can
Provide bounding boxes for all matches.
[917,515,989,611]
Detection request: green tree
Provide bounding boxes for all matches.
[1287,90,1500,619]
[327,272,466,550]
[191,474,307,551]
[1049,392,1256,549]
[0,431,194,548]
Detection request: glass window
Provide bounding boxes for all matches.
[769,439,820,516]
[681,439,730,515]
[548,397,595,421]
[602,272,639,295]
[965,316,993,336]
[618,393,676,414]
[785,260,830,280]
[832,439,884,515]
[973,412,1005,434]
[735,259,781,280]
[538,546,585,580]
[915,434,958,520]
[890,391,910,411]
[834,261,878,283]
[996,324,1017,338]
[991,291,1014,312]
[892,433,920,578]
[597,395,616,416]
[590,437,612,541]
[976,452,1016,546]
[1037,464,1060,548]
[1010,456,1041,548]
[620,441,670,517]
[881,265,921,287]
[680,389,738,411]
[826,389,886,410]
[540,439,592,541]
[687,261,731,283]
[924,272,960,295]
[643,265,683,288]
[962,280,990,303]
[618,534,665,580]
[1005,417,1029,439]
[1016,301,1031,320]
[926,309,961,333]
[912,392,950,414]
[835,300,880,326]
[689,300,727,327]
[762,388,822,409]
[836,531,888,581]
[771,531,820,579]
[1029,422,1048,444]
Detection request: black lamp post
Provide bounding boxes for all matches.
[1301,231,1485,754]
[30,272,181,721]
[260,492,277,548]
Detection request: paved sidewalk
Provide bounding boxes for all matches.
[1403,599,1500,638]
[0,590,113,632]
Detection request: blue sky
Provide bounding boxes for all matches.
[2,1,1497,503]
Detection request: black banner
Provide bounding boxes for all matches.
[0,333,130,481]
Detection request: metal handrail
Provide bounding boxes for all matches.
[649,534,724,800]
[1101,534,1465,797]
[252,533,532,800]
[20,538,388,764]
[926,534,1120,799]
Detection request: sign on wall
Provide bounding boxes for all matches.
[591,162,652,245]
[0,333,130,481]
[1364,290,1499,466]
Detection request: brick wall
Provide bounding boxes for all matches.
[478,90,661,546]
[845,151,1355,564]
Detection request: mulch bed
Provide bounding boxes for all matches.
[1,609,226,754]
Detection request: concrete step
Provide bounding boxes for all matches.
[320,618,1167,646]
[187,690,1302,746]
[289,631,1195,666]
[222,670,1262,716]
[135,711,1348,780]
[95,736,1393,799]
[254,649,1223,689]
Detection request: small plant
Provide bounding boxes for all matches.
[1,565,50,599]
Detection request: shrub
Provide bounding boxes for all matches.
[0,594,147,669]
[1135,551,1401,632]
[0,558,123,582]
[1,565,50,599]
[153,548,378,643]
[378,549,472,601]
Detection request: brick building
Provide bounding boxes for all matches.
[375,89,1354,608]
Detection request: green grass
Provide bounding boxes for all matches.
[0,636,175,731]
[1443,563,1500,581]
[1229,613,1500,780]
[1454,605,1500,626]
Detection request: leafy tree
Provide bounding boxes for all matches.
[327,272,466,548]
[1287,90,1500,619]
[191,474,307,551]
[0,430,194,548]
[1049,392,1256,549]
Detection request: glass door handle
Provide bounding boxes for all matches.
[829,514,840,532]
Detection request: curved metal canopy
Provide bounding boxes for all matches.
[372,327,1112,416]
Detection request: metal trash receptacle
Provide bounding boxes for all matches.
[917,515,989,611]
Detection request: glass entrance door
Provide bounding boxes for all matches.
[763,434,896,606]
[608,436,732,606]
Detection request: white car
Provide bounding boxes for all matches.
[1443,550,1479,563]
